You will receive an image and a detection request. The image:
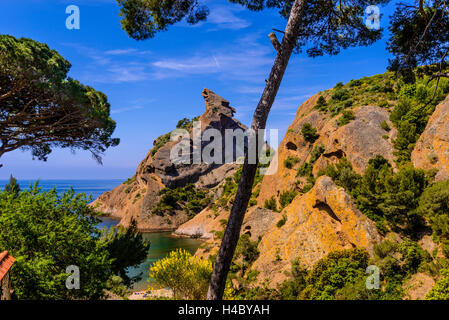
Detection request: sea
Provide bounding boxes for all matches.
[0,179,203,291]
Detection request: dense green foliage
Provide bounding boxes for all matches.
[300,248,370,300]
[417,181,449,256]
[229,234,260,278]
[0,35,119,162]
[150,249,212,299]
[276,214,288,228]
[426,268,449,300]
[217,160,271,211]
[283,155,300,169]
[301,122,319,143]
[279,190,298,209]
[100,219,150,286]
[117,0,388,57]
[336,109,355,126]
[319,156,430,234]
[0,184,111,299]
[388,1,448,74]
[0,182,150,299]
[264,196,278,212]
[309,144,325,163]
[4,174,20,196]
[152,184,211,218]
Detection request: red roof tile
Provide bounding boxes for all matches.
[0,251,15,281]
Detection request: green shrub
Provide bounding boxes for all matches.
[301,248,370,300]
[284,156,300,169]
[331,88,350,101]
[334,82,344,89]
[314,96,327,111]
[349,79,362,87]
[152,184,211,218]
[297,162,313,178]
[426,268,449,300]
[123,176,136,185]
[149,249,212,299]
[151,132,171,156]
[264,196,278,212]
[310,144,325,163]
[301,183,314,193]
[417,181,449,244]
[380,120,391,131]
[0,184,112,299]
[337,110,355,126]
[279,190,298,209]
[276,214,287,228]
[317,157,361,193]
[301,123,319,143]
[231,234,260,276]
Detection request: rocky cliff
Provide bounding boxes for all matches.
[92,89,246,231]
[251,176,381,285]
[95,71,449,296]
[412,98,449,181]
[174,72,449,292]
[257,97,397,206]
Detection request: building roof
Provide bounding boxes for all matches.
[0,251,15,281]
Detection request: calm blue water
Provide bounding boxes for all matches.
[0,179,124,203]
[0,179,202,292]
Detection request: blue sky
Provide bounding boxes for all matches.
[0,0,397,179]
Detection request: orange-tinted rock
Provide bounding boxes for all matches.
[91,89,246,231]
[412,99,449,181]
[252,176,381,286]
[258,98,396,206]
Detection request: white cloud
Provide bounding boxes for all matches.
[151,33,274,82]
[61,43,152,84]
[111,105,144,114]
[206,6,251,30]
[105,48,152,56]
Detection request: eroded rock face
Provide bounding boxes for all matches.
[91,89,246,231]
[252,176,381,286]
[412,99,449,181]
[175,205,281,241]
[258,95,396,206]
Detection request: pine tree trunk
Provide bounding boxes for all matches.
[207,0,307,300]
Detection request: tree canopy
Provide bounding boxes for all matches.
[388,0,449,78]
[117,0,388,56]
[0,35,119,163]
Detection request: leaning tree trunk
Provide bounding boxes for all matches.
[207,0,308,300]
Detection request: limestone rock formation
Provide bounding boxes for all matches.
[412,98,449,181]
[258,94,397,206]
[251,176,381,286]
[175,205,281,241]
[91,89,246,231]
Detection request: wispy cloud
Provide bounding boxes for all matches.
[105,48,152,56]
[111,105,144,114]
[111,98,156,114]
[62,43,152,84]
[206,6,251,30]
[151,33,273,82]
